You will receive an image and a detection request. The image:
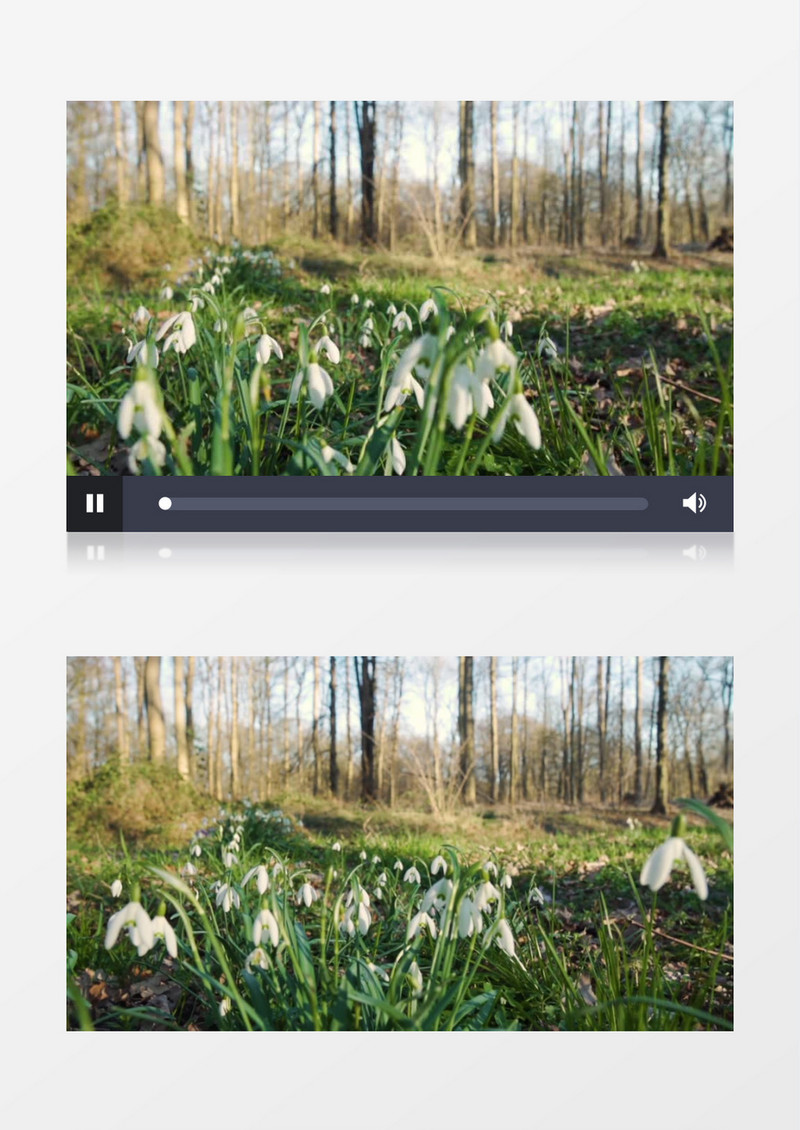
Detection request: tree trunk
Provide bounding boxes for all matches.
[355,102,377,244]
[345,102,353,242]
[173,102,188,222]
[458,657,476,803]
[345,657,354,799]
[329,657,339,796]
[113,657,128,763]
[174,657,189,779]
[356,657,377,801]
[651,657,670,814]
[112,102,126,207]
[722,102,733,218]
[490,102,500,246]
[617,101,626,244]
[510,657,519,803]
[312,101,321,239]
[459,101,477,248]
[230,657,240,800]
[598,101,607,245]
[185,656,195,781]
[215,102,224,241]
[207,103,217,240]
[388,102,403,252]
[185,102,195,226]
[652,101,671,258]
[214,658,223,801]
[634,655,644,803]
[283,102,291,229]
[597,656,607,802]
[145,656,165,763]
[230,102,240,240]
[329,101,338,239]
[143,102,164,206]
[312,655,321,795]
[635,101,645,245]
[510,102,520,248]
[489,656,499,802]
[283,656,291,786]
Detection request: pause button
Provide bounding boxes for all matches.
[85,493,104,514]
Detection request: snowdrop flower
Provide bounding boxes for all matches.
[359,333,371,348]
[407,910,438,941]
[253,907,280,947]
[110,879,123,898]
[431,855,448,876]
[495,918,516,957]
[242,306,260,331]
[181,861,198,878]
[537,334,559,361]
[393,860,404,871]
[447,365,494,430]
[446,325,456,340]
[191,844,201,858]
[389,436,406,476]
[320,283,331,295]
[359,850,368,861]
[223,851,237,868]
[371,855,381,865]
[213,318,228,333]
[190,294,204,312]
[387,302,398,317]
[377,871,388,887]
[243,864,270,895]
[383,337,432,411]
[215,883,240,913]
[363,317,374,333]
[404,866,421,884]
[500,319,514,341]
[419,298,436,323]
[245,946,269,973]
[407,960,424,996]
[219,997,232,1017]
[367,961,390,983]
[351,293,360,305]
[640,830,708,900]
[421,878,453,916]
[364,298,374,309]
[392,310,413,333]
[492,393,542,451]
[150,914,178,958]
[255,333,283,363]
[332,841,342,852]
[290,363,334,410]
[202,280,215,294]
[157,311,196,355]
[340,900,371,936]
[133,305,151,327]
[128,436,166,474]
[476,338,517,383]
[118,379,162,440]
[483,861,498,877]
[297,883,318,907]
[321,444,355,474]
[458,896,483,939]
[211,272,222,287]
[105,901,154,956]
[528,885,545,907]
[500,874,513,890]
[159,285,173,301]
[317,335,340,363]
[474,881,501,913]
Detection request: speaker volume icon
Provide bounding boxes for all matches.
[682,492,707,514]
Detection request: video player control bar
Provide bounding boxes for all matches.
[160,496,649,512]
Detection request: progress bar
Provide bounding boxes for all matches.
[159,496,649,512]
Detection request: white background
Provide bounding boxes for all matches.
[2,2,799,1127]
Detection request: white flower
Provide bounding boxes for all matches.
[364,298,374,309]
[407,960,424,996]
[105,901,154,956]
[419,298,436,323]
[351,293,360,305]
[159,285,173,301]
[320,283,331,295]
[128,436,166,474]
[332,841,342,852]
[492,393,542,451]
[223,851,237,868]
[202,280,215,294]
[213,318,228,333]
[363,317,374,333]
[359,850,368,861]
[317,335,340,363]
[110,879,123,898]
[383,337,432,412]
[290,363,334,411]
[393,860,404,871]
[500,874,513,890]
[190,294,204,312]
[483,861,498,877]
[392,310,413,333]
[447,365,494,430]
[377,871,388,887]
[156,311,196,355]
[476,338,517,383]
[404,866,421,884]
[211,273,222,286]
[496,918,516,957]
[118,380,162,440]
[640,836,708,900]
[500,319,514,340]
[133,305,151,326]
[474,881,501,913]
[366,961,390,983]
[446,325,456,340]
[321,444,355,474]
[371,855,381,865]
[242,306,260,331]
[255,334,283,364]
[407,910,438,941]
[359,334,371,348]
[219,997,232,1017]
[191,844,202,857]
[253,907,280,947]
[297,883,318,907]
[458,897,483,939]
[242,865,270,895]
[430,855,447,876]
[387,302,398,317]
[215,883,240,913]
[537,334,559,361]
[245,946,269,973]
[181,861,198,878]
[389,436,406,476]
[421,878,453,916]
[150,915,178,958]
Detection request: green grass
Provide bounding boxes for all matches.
[67,771,733,1032]
[67,226,733,477]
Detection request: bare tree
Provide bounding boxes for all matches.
[174,656,190,779]
[635,101,645,246]
[113,656,128,763]
[490,102,500,246]
[329,102,338,239]
[634,655,644,803]
[489,656,499,802]
[230,102,241,240]
[651,657,670,813]
[145,656,165,763]
[173,102,189,222]
[142,102,165,206]
[312,101,321,239]
[653,101,671,259]
[355,102,377,244]
[112,102,126,207]
[458,657,476,803]
[185,102,195,226]
[458,101,477,248]
[329,657,339,796]
[510,102,520,248]
[355,656,377,800]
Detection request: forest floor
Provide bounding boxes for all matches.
[67,211,733,478]
[67,765,733,1032]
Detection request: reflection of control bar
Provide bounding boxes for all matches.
[160,496,649,512]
